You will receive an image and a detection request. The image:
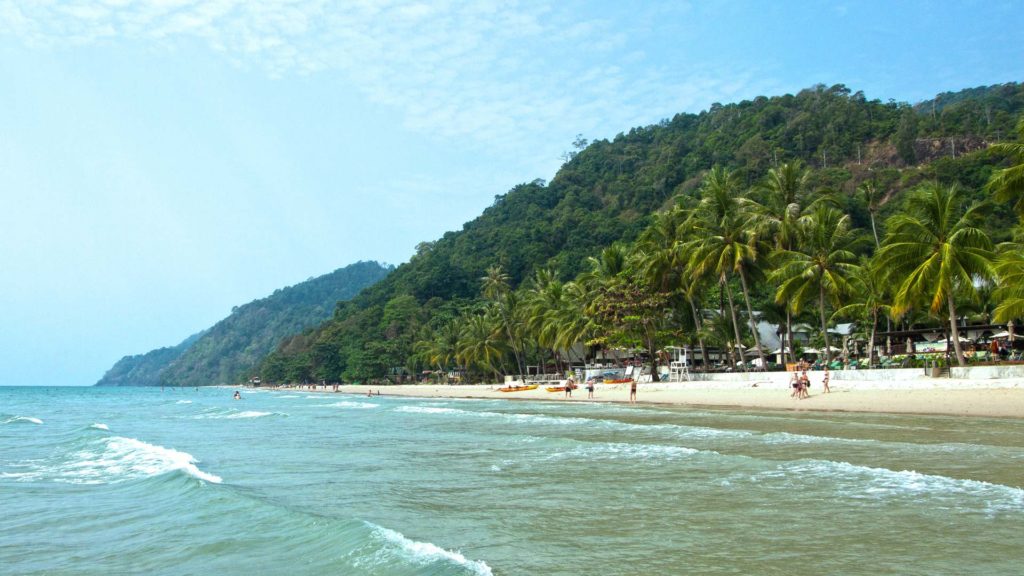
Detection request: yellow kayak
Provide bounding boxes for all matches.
[499,384,538,392]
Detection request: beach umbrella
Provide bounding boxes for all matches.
[992,331,1010,339]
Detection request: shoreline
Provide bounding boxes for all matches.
[267,379,1024,419]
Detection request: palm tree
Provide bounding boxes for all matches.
[456,312,508,382]
[481,265,525,377]
[875,183,995,366]
[986,118,1024,216]
[992,227,1024,323]
[771,205,864,364]
[685,166,766,371]
[747,161,813,365]
[858,181,884,248]
[833,258,892,367]
[636,207,710,369]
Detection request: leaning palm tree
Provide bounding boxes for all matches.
[685,166,766,370]
[770,205,865,364]
[858,181,884,248]
[875,183,995,366]
[986,118,1024,216]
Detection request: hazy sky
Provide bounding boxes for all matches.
[1,1,1021,386]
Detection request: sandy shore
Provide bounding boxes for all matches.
[280,379,1024,418]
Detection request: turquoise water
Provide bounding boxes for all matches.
[2,386,1022,575]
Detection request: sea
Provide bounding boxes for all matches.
[1,386,1022,575]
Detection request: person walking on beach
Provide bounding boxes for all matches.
[822,366,831,394]
[586,379,595,399]
[799,371,810,399]
[629,380,637,404]
[565,376,574,398]
[790,372,801,398]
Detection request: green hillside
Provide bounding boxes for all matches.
[94,331,205,387]
[96,260,391,387]
[259,83,1024,384]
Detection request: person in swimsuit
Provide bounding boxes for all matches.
[233,391,241,400]
[565,376,574,398]
[790,372,800,398]
[586,379,595,399]
[629,380,637,404]
[822,366,831,394]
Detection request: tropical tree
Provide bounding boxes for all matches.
[771,205,865,364]
[833,258,892,367]
[875,183,995,366]
[747,161,813,364]
[986,118,1024,216]
[481,265,525,377]
[456,312,508,382]
[685,166,766,370]
[858,181,884,248]
[992,227,1024,323]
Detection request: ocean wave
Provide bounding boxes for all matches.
[3,436,221,485]
[176,400,193,404]
[225,411,275,419]
[323,401,379,409]
[394,404,752,441]
[90,423,109,431]
[369,524,492,575]
[4,416,43,425]
[756,458,1024,513]
[395,406,464,415]
[192,410,286,420]
[543,441,704,462]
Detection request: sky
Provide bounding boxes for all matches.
[1,1,1021,386]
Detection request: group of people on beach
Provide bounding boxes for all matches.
[564,376,635,402]
[790,366,830,399]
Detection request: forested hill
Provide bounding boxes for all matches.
[258,82,1023,384]
[95,260,392,387]
[94,331,205,387]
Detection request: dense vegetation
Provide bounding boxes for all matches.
[260,83,1024,384]
[96,261,391,387]
[95,331,205,387]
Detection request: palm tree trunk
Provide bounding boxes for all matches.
[688,296,709,371]
[819,284,832,364]
[870,213,880,248]
[646,327,660,382]
[738,270,766,370]
[868,309,878,367]
[947,294,966,366]
[725,282,748,373]
[786,309,797,366]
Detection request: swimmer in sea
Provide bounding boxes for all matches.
[233,391,241,400]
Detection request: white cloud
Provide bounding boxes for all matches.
[0,0,765,165]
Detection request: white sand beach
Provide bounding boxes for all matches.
[293,376,1024,418]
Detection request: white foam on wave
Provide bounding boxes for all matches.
[393,404,753,442]
[763,458,1024,513]
[370,524,493,576]
[324,401,379,409]
[224,411,276,419]
[6,436,221,484]
[90,423,109,431]
[176,400,193,404]
[395,406,464,415]
[760,431,870,445]
[4,416,43,425]
[544,441,704,462]
[278,395,301,398]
